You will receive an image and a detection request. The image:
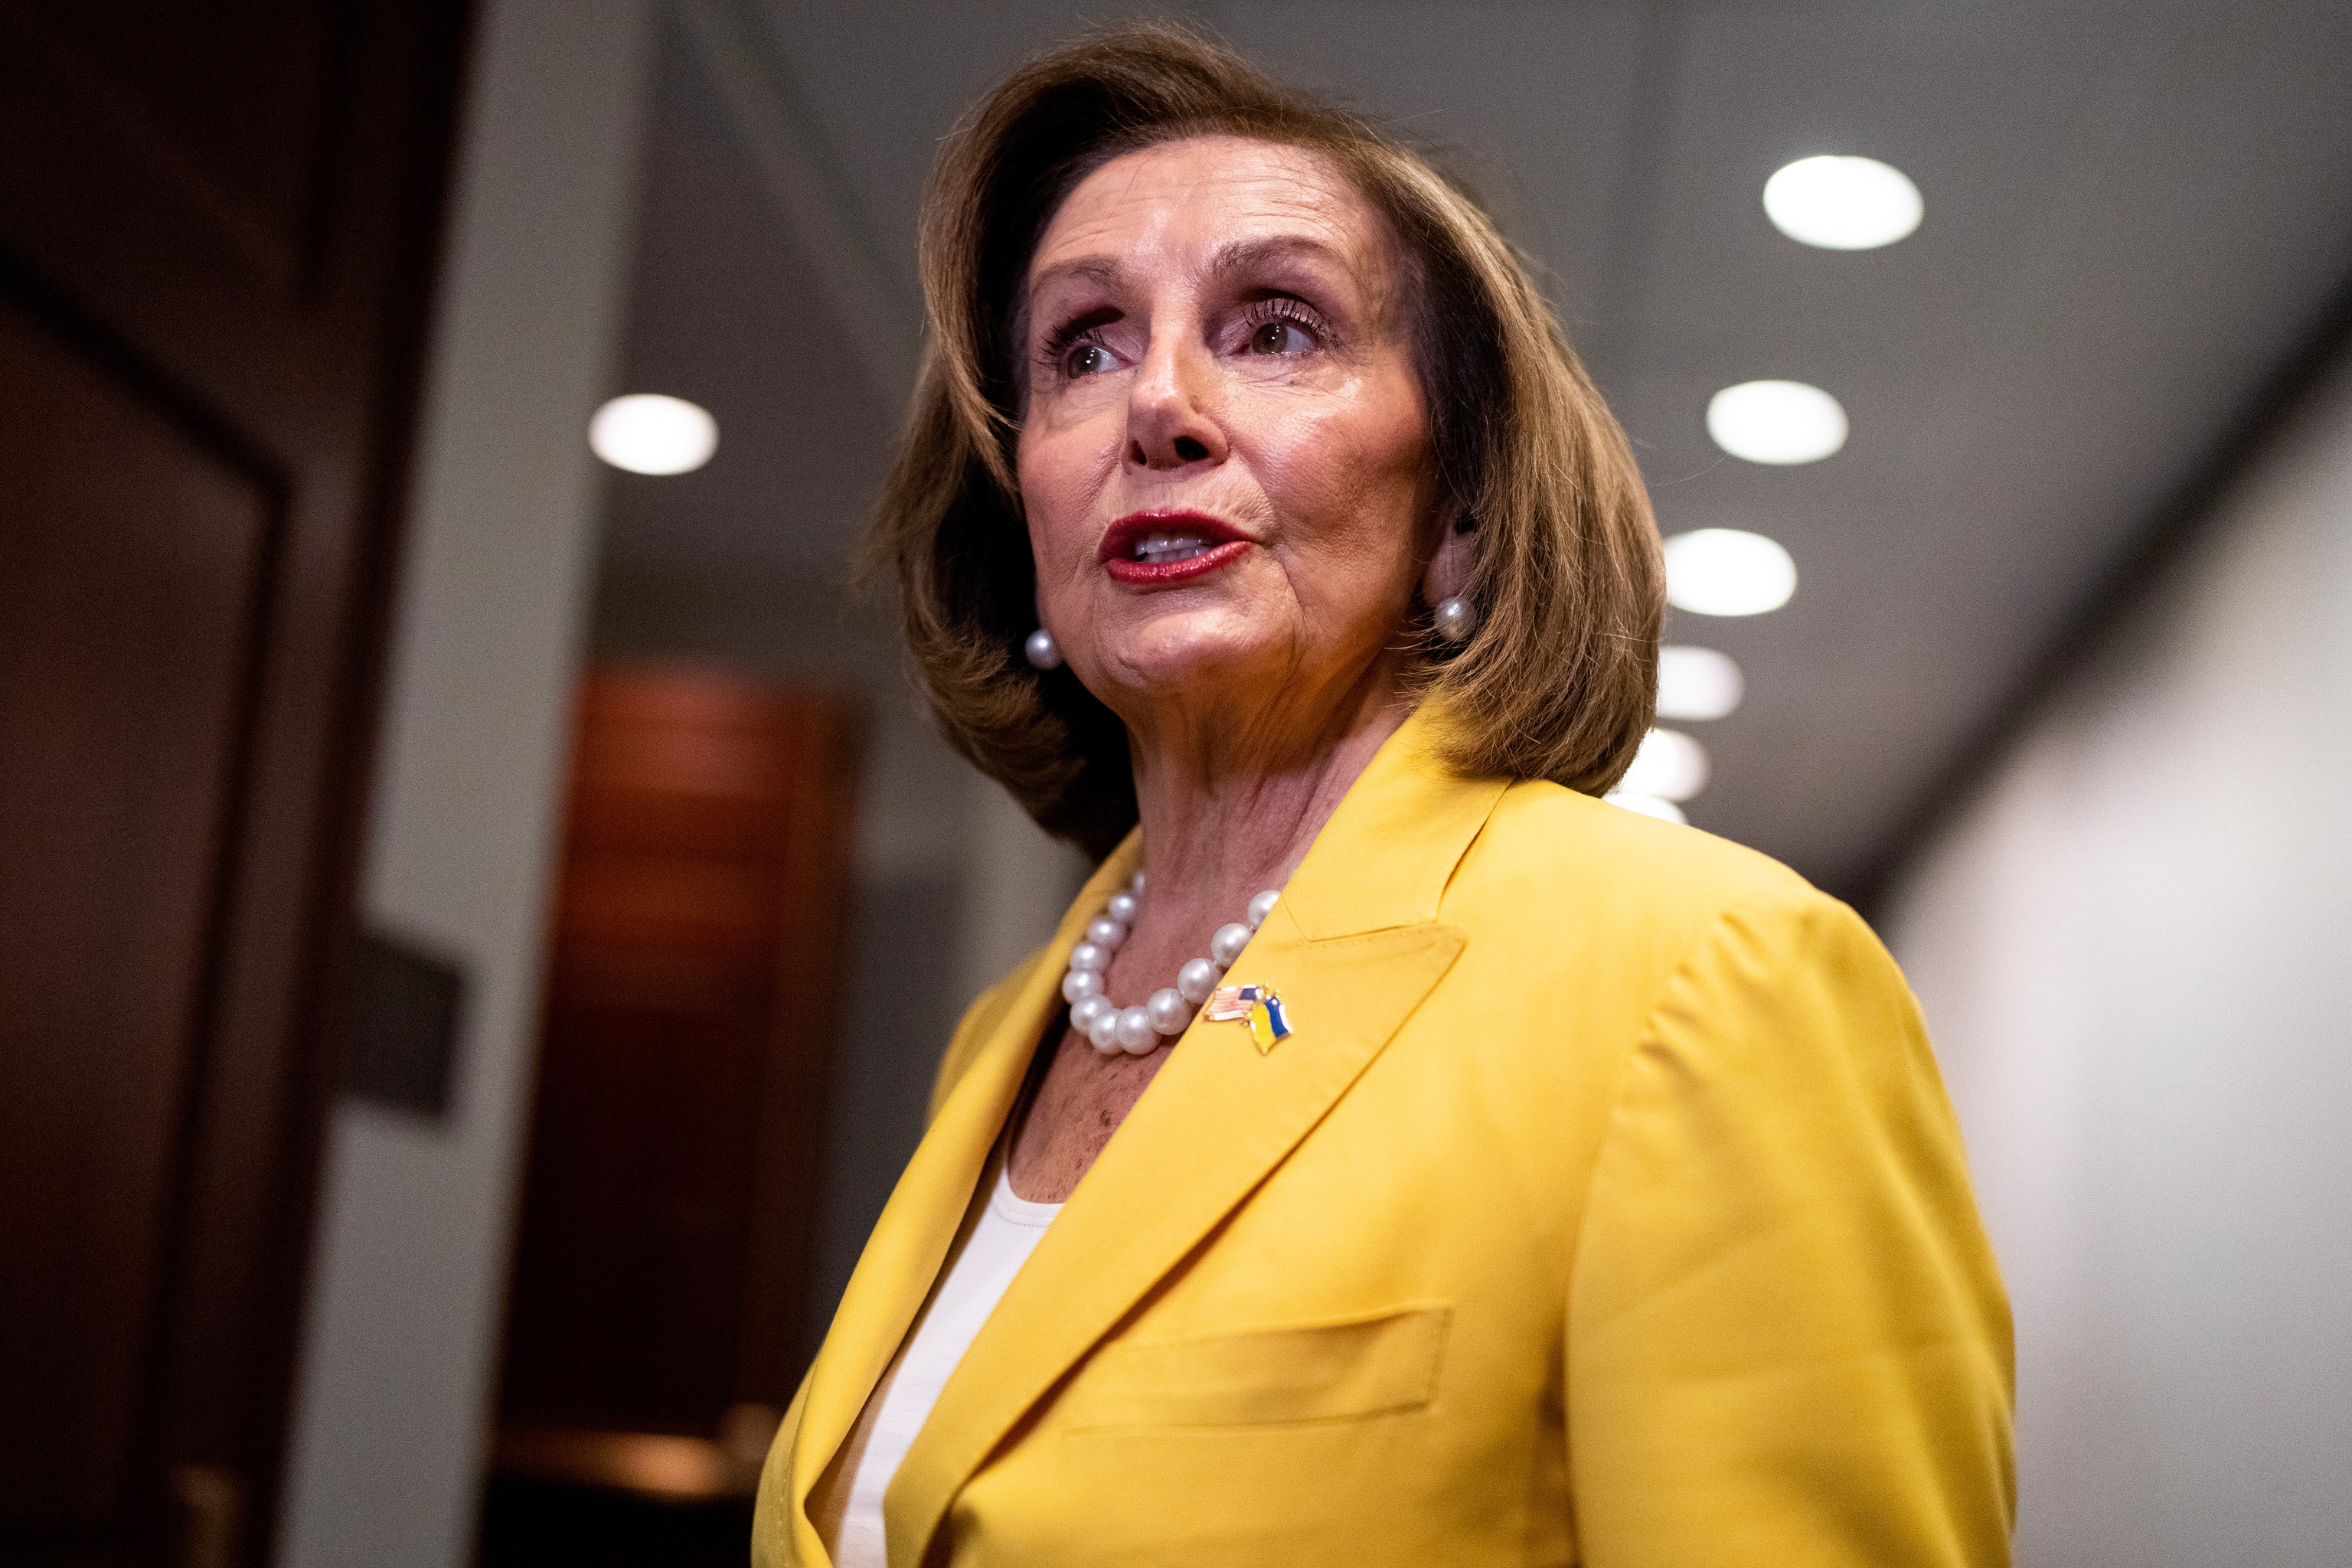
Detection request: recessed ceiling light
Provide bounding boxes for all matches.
[1617,727,1710,802]
[1664,528,1798,616]
[1605,792,1687,825]
[1658,645,1745,720]
[1707,380,1847,465]
[1763,155,1923,250]
[590,394,718,475]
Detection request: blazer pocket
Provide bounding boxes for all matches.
[1061,1303,1452,1431]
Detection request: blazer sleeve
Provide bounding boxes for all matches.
[1564,888,2015,1568]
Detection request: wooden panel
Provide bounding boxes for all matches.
[0,3,473,1564]
[5,1,347,293]
[498,669,861,1455]
[0,296,276,1540]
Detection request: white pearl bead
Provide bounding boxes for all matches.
[1130,870,1147,894]
[1116,1005,1155,1054]
[1106,890,1140,925]
[1086,1008,1122,1053]
[1069,995,1110,1034]
[1210,921,1253,967]
[1068,941,1108,973]
[1246,889,1281,929]
[1146,987,1189,1036]
[1024,627,1063,668]
[1062,967,1103,1004]
[1177,957,1221,1004]
[1434,596,1475,643]
[1086,916,1126,949]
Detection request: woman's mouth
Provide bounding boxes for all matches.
[1099,511,1253,586]
[1132,529,1219,564]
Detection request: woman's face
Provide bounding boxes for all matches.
[1018,135,1437,749]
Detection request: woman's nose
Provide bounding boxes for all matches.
[1125,338,1228,472]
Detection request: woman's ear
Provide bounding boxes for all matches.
[1422,513,1474,608]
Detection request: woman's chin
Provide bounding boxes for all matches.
[1088,612,1293,707]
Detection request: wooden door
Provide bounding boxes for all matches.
[0,5,472,1566]
[493,668,861,1498]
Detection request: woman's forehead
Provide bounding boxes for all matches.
[1030,135,1391,293]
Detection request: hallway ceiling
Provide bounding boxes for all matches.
[599,0,2352,898]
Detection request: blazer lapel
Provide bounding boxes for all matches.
[782,844,1145,1563]
[886,707,1508,1567]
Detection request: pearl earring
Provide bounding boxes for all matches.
[1024,627,1063,669]
[1433,596,1476,643]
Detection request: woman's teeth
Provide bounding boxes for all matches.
[1132,530,1212,564]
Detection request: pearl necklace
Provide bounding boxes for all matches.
[1060,871,1284,1056]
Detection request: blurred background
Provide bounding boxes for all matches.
[3,2,2348,1566]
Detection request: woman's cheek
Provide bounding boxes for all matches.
[1019,433,1097,584]
[1260,420,1403,552]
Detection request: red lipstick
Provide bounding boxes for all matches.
[1099,510,1254,586]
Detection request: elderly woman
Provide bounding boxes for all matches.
[757,25,2011,1568]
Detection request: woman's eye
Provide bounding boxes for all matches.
[1250,320,1315,355]
[1065,342,1113,377]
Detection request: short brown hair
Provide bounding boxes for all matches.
[866,22,1662,858]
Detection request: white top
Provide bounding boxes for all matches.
[833,1160,1061,1568]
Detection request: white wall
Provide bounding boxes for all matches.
[275,6,653,1566]
[1884,347,2352,1565]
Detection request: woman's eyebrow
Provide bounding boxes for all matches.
[1206,233,1351,283]
[1031,234,1351,302]
[1027,255,1124,300]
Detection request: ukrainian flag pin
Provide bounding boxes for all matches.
[1246,991,1293,1053]
[1207,983,1293,1052]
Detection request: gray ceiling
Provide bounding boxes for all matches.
[596,0,2352,897]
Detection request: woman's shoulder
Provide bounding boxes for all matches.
[1448,780,1925,1097]
[1480,776,1815,894]
[1453,776,1862,965]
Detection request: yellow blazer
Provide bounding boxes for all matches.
[756,706,2014,1567]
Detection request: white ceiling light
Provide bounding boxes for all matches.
[1657,645,1745,720]
[1664,528,1798,617]
[1763,155,1923,250]
[1707,380,1847,465]
[1605,792,1687,825]
[1618,727,1710,802]
[590,393,718,475]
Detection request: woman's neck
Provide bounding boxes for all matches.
[1121,651,1414,936]
[1002,655,1419,1207]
